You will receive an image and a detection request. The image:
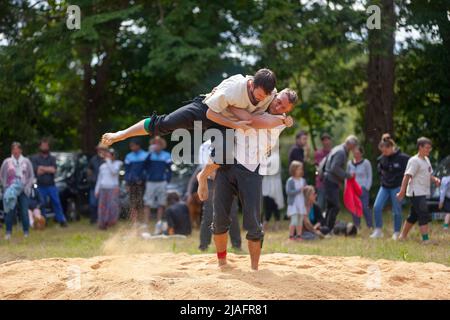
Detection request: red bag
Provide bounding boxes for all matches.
[344,177,363,217]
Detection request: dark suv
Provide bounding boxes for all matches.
[427,156,450,214]
[51,152,90,221]
[166,162,197,199]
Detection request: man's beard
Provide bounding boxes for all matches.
[249,88,258,104]
[40,150,49,154]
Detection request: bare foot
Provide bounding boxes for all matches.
[101,132,123,146]
[197,172,209,201]
[218,258,227,267]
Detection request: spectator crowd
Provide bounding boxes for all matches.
[1,131,449,248]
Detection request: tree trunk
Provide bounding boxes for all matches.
[365,0,395,157]
[81,58,111,153]
[82,63,97,154]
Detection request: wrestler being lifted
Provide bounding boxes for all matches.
[101,68,297,201]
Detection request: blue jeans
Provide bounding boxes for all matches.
[5,192,29,234]
[373,186,402,232]
[352,188,373,228]
[37,186,66,223]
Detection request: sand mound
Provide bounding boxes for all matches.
[0,252,449,299]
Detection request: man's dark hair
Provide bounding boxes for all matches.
[129,138,141,147]
[355,145,365,155]
[39,137,51,147]
[296,130,308,139]
[167,191,180,206]
[417,137,432,149]
[253,68,276,94]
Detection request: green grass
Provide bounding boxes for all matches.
[1,211,449,266]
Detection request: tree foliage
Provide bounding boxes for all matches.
[0,0,448,163]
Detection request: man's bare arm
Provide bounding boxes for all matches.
[206,109,252,130]
[227,106,253,121]
[249,114,286,129]
[227,106,293,129]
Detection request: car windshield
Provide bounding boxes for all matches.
[54,153,76,182]
[433,156,450,179]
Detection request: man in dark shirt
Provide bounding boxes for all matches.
[87,143,106,224]
[288,130,310,166]
[31,138,67,227]
[165,192,191,236]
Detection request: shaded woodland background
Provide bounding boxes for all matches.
[0,0,449,164]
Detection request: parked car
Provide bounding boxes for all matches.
[166,162,197,199]
[46,152,91,221]
[118,166,129,219]
[116,162,196,220]
[427,155,450,216]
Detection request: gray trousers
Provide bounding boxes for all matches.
[199,179,241,250]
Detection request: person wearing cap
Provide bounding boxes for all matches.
[95,148,123,230]
[314,133,332,209]
[87,142,107,224]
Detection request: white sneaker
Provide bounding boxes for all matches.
[370,228,384,239]
[4,233,11,241]
[392,232,400,240]
[138,223,148,230]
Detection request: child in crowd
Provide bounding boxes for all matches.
[303,185,330,237]
[397,137,441,244]
[28,187,45,230]
[286,161,307,241]
[438,171,450,232]
[165,192,192,236]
